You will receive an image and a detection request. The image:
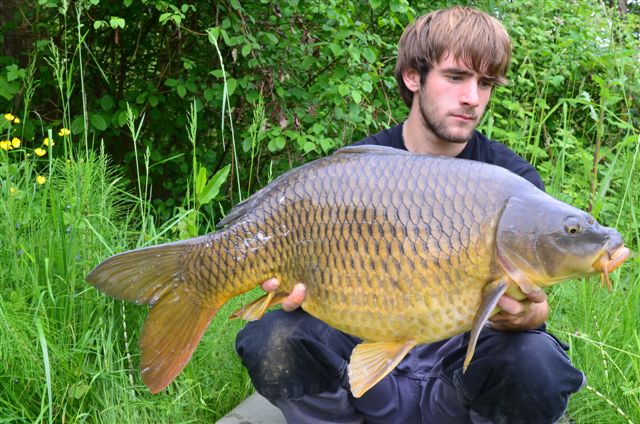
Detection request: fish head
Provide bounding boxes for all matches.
[496,193,629,293]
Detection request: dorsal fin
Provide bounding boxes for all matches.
[333,144,412,156]
[218,144,410,229]
[216,169,294,229]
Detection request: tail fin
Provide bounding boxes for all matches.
[141,285,216,393]
[86,237,219,392]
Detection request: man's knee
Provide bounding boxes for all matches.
[235,309,357,400]
[458,330,585,423]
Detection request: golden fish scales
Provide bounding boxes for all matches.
[195,150,501,341]
[87,145,629,398]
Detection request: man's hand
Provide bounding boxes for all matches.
[489,290,549,331]
[261,278,306,311]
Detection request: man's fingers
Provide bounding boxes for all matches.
[527,289,547,304]
[496,295,525,315]
[282,283,306,311]
[261,277,280,292]
[260,278,306,311]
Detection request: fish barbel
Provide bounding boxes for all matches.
[86,145,629,397]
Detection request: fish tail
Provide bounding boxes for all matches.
[140,284,217,393]
[86,236,231,392]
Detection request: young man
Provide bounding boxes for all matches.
[236,6,585,423]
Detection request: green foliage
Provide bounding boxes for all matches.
[0,0,639,422]
[1,0,422,221]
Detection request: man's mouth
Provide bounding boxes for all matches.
[451,113,477,121]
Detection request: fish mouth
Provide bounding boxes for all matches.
[592,244,630,291]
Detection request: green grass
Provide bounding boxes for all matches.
[546,133,640,423]
[0,149,255,422]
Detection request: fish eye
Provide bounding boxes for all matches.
[563,217,582,235]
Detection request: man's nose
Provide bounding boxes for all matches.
[460,81,480,106]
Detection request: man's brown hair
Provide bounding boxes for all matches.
[395,6,512,107]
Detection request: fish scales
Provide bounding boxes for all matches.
[259,152,493,338]
[87,145,629,396]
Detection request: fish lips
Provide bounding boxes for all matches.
[593,235,629,274]
[591,229,630,290]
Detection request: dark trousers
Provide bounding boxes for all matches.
[236,309,585,423]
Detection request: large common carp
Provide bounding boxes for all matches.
[87,145,629,397]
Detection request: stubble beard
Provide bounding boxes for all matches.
[418,88,477,144]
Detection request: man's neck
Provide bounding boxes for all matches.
[403,114,468,157]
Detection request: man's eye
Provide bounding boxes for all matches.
[480,80,494,89]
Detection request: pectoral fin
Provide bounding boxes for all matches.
[463,279,508,372]
[229,292,288,321]
[348,340,416,398]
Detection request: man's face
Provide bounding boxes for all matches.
[418,54,494,144]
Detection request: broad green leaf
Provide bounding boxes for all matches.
[109,17,125,29]
[90,114,108,131]
[329,43,344,57]
[348,47,360,62]
[159,13,172,24]
[338,84,350,96]
[177,85,187,98]
[204,88,217,102]
[198,164,231,205]
[268,136,286,152]
[0,76,19,100]
[226,78,237,96]
[71,116,85,134]
[265,33,278,44]
[363,48,376,63]
[195,165,207,195]
[117,110,128,127]
[6,65,25,81]
[207,27,219,44]
[302,141,316,153]
[99,95,115,111]
[320,138,334,152]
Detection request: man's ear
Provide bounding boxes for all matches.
[402,68,421,93]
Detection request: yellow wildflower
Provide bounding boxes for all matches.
[13,117,20,124]
[9,187,17,194]
[0,140,10,150]
[58,128,71,136]
[35,147,47,157]
[44,137,55,147]
[4,113,15,121]
[11,137,21,148]
[36,175,46,185]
